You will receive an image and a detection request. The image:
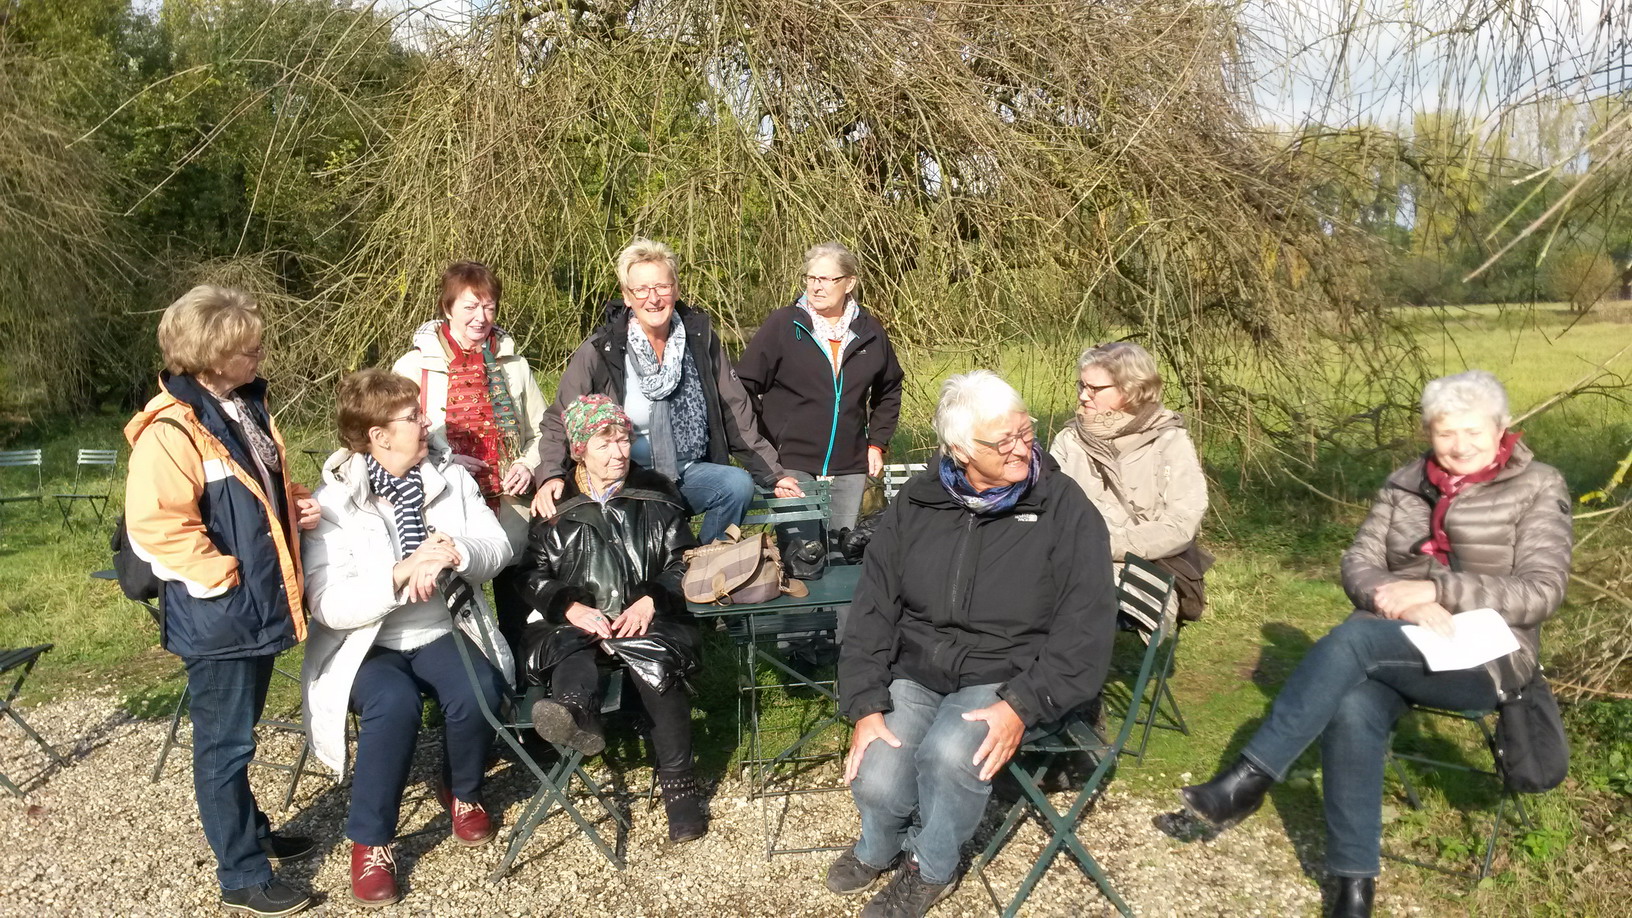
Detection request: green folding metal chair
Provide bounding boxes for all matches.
[0,449,44,526]
[1384,706,1535,882]
[54,448,118,528]
[443,576,629,879]
[0,644,68,797]
[971,558,1177,918]
[1115,553,1189,762]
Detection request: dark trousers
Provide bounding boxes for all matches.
[491,566,530,682]
[1241,616,1499,876]
[346,632,505,846]
[551,647,694,775]
[183,653,277,891]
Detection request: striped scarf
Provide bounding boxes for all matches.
[366,456,428,558]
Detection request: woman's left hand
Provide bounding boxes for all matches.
[1374,579,1436,618]
[295,496,321,531]
[610,596,656,637]
[773,476,805,499]
[500,461,534,497]
[867,447,884,479]
[963,700,1025,781]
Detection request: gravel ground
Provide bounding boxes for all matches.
[0,690,1421,917]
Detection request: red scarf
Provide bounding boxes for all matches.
[1419,430,1521,566]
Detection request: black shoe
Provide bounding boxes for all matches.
[825,846,895,895]
[1330,877,1374,918]
[531,698,605,756]
[861,857,957,918]
[658,772,708,844]
[220,879,312,917]
[1178,755,1275,831]
[257,833,316,866]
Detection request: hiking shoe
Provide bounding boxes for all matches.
[349,843,400,907]
[531,698,605,756]
[825,846,895,895]
[860,857,957,918]
[220,879,312,917]
[257,832,316,866]
[433,780,496,847]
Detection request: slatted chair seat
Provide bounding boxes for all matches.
[54,448,119,528]
[971,556,1178,918]
[1384,706,1535,882]
[0,644,69,797]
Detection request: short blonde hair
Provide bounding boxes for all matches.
[157,285,264,376]
[933,370,1028,460]
[616,237,678,289]
[1076,341,1163,410]
[1421,369,1510,429]
[336,369,419,452]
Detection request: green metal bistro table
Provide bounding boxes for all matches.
[687,562,861,857]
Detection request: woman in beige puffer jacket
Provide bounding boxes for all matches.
[1174,370,1573,918]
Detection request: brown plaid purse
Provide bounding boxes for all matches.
[683,525,809,605]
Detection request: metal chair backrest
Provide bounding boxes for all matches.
[1116,554,1176,635]
[881,463,927,501]
[0,450,44,504]
[70,449,118,490]
[742,478,831,527]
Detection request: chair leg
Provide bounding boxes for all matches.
[281,738,313,810]
[999,758,1133,918]
[152,687,190,783]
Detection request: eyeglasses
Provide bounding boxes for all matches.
[626,283,675,300]
[387,410,422,425]
[1077,380,1117,398]
[803,274,853,287]
[971,424,1036,454]
[242,346,265,359]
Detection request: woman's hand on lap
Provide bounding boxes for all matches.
[566,602,613,639]
[610,596,655,637]
[1400,601,1456,638]
[1374,579,1436,618]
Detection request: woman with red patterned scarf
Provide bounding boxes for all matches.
[393,261,546,664]
[1170,370,1573,918]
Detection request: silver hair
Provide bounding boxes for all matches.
[1420,369,1510,428]
[616,237,678,288]
[933,370,1028,459]
[802,241,860,279]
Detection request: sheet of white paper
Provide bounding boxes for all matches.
[1401,608,1520,672]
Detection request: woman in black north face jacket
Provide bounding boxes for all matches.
[828,370,1117,918]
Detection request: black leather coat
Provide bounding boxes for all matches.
[521,466,701,691]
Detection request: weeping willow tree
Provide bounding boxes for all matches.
[285,0,1407,448]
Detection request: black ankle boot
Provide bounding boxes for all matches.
[1330,877,1374,918]
[657,772,708,844]
[531,697,605,756]
[1178,756,1275,831]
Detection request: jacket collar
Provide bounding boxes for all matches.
[903,451,1057,514]
[129,373,271,478]
[552,463,688,518]
[409,319,518,368]
[595,300,710,358]
[1388,437,1536,497]
[324,448,455,516]
[787,302,880,353]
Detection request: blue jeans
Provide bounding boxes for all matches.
[850,680,1005,885]
[676,460,754,545]
[183,653,277,891]
[1241,616,1498,877]
[346,632,505,845]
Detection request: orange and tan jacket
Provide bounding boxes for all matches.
[124,373,307,658]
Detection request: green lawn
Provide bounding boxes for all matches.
[2,302,1630,914]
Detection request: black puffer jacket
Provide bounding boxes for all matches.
[839,456,1119,728]
[520,466,701,686]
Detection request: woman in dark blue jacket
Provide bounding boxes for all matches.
[737,242,904,535]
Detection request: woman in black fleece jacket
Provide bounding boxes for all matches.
[827,370,1118,918]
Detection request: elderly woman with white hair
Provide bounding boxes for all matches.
[1174,370,1573,918]
[1051,341,1207,607]
[531,237,801,544]
[830,370,1118,918]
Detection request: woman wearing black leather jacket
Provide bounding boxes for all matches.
[520,394,706,843]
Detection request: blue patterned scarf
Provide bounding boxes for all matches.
[937,440,1043,515]
[366,456,428,558]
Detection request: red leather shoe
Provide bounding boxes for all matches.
[349,843,399,907]
[435,781,496,847]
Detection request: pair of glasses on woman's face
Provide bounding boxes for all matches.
[803,274,852,288]
[1077,380,1117,398]
[972,424,1037,455]
[626,283,675,300]
[387,410,422,426]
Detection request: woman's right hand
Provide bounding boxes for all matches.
[451,453,490,474]
[392,535,462,602]
[530,478,565,518]
[565,601,613,639]
[844,712,902,784]
[1400,601,1456,638]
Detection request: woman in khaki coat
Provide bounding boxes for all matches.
[393,260,546,663]
[1172,370,1573,918]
